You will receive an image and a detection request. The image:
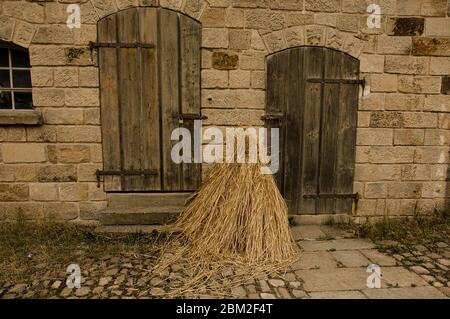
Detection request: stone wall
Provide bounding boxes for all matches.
[0,0,449,223]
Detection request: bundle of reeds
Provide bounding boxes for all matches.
[149,161,297,298]
[174,162,296,263]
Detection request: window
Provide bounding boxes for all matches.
[0,42,40,125]
[0,44,33,110]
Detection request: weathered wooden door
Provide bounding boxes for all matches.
[266,47,360,215]
[97,7,202,192]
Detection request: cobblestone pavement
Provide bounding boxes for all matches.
[0,225,448,299]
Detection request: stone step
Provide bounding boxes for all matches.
[95,225,181,234]
[99,205,184,225]
[107,192,192,207]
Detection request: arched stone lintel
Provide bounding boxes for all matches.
[0,0,209,48]
[93,0,206,23]
[0,17,36,49]
[259,26,368,59]
[0,2,369,58]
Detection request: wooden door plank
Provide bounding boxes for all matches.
[160,9,182,191]
[98,14,121,191]
[266,53,286,190]
[283,47,304,214]
[335,57,359,213]
[179,14,201,190]
[301,47,324,214]
[117,8,143,191]
[139,7,161,190]
[301,85,321,214]
[318,49,342,214]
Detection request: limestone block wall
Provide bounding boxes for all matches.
[0,0,449,223]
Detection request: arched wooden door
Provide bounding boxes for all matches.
[266,46,361,215]
[97,7,202,192]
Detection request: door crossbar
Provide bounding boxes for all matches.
[96,170,158,187]
[303,193,360,203]
[89,42,155,49]
[307,78,365,85]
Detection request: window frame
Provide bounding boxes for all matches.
[0,41,41,126]
[0,43,33,110]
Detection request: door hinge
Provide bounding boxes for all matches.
[89,42,155,49]
[307,78,365,85]
[173,113,207,123]
[307,78,366,92]
[359,78,366,93]
[303,193,360,203]
[95,169,158,187]
[262,113,284,122]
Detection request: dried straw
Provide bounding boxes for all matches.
[149,161,298,298]
[176,162,296,262]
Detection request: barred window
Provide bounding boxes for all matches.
[0,43,33,110]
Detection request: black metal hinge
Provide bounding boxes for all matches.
[95,169,158,187]
[307,78,366,92]
[307,78,365,85]
[303,193,360,203]
[172,113,207,123]
[261,113,284,122]
[89,42,155,49]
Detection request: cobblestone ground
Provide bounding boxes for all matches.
[0,225,448,299]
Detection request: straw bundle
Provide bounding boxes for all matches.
[175,162,296,263]
[148,161,298,298]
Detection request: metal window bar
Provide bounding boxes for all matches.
[8,48,14,109]
[0,88,31,92]
[0,67,30,71]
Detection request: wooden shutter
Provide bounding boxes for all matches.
[98,8,202,192]
[266,47,360,215]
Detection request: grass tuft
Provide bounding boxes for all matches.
[0,214,166,283]
[337,213,450,248]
